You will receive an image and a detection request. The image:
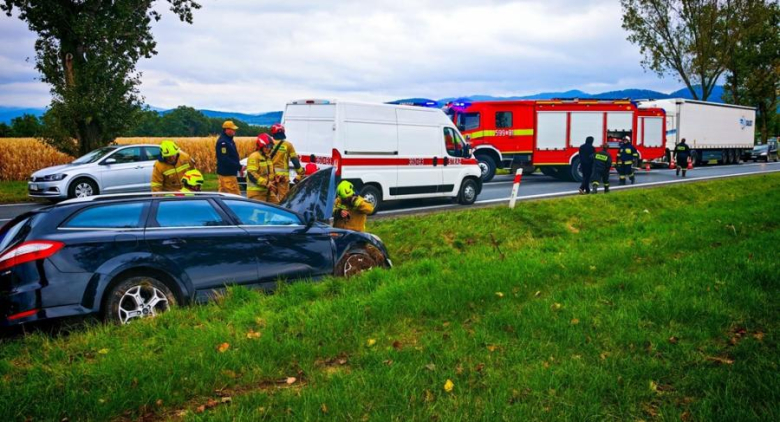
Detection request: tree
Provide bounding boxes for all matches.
[1,0,201,155]
[128,108,164,137]
[0,122,11,137]
[9,113,41,137]
[723,0,779,143]
[621,0,736,101]
[161,106,211,136]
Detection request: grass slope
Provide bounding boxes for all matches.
[0,174,778,421]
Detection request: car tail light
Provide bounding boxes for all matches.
[0,240,64,272]
[7,309,39,321]
[332,148,342,176]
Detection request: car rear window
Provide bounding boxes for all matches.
[63,203,145,229]
[222,200,301,226]
[155,200,226,227]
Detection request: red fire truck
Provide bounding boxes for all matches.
[445,99,667,182]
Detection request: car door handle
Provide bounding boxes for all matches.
[162,238,187,248]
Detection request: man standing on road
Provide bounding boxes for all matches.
[578,136,595,194]
[617,136,639,185]
[269,124,305,201]
[333,181,374,232]
[216,121,242,195]
[151,140,196,192]
[591,144,612,194]
[674,138,691,177]
[246,134,278,203]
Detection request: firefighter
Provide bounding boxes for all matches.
[269,124,305,201]
[216,120,242,195]
[151,140,195,192]
[590,144,612,194]
[333,180,374,232]
[178,169,205,196]
[617,136,639,185]
[578,136,595,194]
[305,154,319,176]
[674,138,691,177]
[246,133,278,203]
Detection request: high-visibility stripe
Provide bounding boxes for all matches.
[176,164,190,172]
[247,165,259,171]
[468,128,534,140]
[163,169,176,176]
[150,182,163,187]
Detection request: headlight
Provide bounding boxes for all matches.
[760,152,767,156]
[42,173,67,181]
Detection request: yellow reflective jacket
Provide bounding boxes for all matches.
[151,151,195,192]
[333,196,374,232]
[246,151,276,193]
[270,140,305,177]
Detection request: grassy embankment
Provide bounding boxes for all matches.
[0,174,778,421]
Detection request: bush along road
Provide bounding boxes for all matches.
[0,174,777,421]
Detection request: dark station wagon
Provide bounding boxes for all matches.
[0,169,390,326]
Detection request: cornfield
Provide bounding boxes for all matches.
[116,137,257,174]
[0,138,74,181]
[0,137,258,181]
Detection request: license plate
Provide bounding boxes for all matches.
[30,184,39,191]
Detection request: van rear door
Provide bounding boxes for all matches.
[284,102,336,165]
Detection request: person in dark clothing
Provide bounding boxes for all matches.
[216,120,242,194]
[617,136,639,185]
[674,138,691,177]
[578,136,595,194]
[590,144,612,194]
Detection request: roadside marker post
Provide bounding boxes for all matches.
[508,168,523,209]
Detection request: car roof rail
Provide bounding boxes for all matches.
[58,191,244,205]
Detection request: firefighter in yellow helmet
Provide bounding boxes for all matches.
[333,181,374,232]
[246,134,278,203]
[178,169,204,196]
[269,124,305,201]
[151,140,196,192]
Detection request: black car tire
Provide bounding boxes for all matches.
[68,178,99,199]
[568,156,583,183]
[104,276,176,325]
[335,245,386,278]
[457,178,478,205]
[476,154,497,183]
[359,185,381,215]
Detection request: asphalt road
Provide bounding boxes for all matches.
[1,161,779,223]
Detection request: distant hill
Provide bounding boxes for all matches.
[0,86,728,124]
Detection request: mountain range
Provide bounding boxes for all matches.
[0,86,725,125]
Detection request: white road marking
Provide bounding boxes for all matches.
[378,167,780,216]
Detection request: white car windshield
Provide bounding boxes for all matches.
[72,146,118,164]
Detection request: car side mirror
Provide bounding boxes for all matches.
[295,211,315,234]
[103,158,117,165]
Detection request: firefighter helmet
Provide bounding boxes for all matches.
[181,169,204,190]
[256,133,273,150]
[271,123,286,140]
[337,180,355,199]
[160,140,180,158]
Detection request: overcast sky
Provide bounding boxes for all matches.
[0,0,683,113]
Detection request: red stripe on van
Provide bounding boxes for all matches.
[300,155,477,167]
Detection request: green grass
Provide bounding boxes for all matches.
[1,174,778,421]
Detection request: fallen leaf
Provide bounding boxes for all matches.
[495,292,504,298]
[366,339,376,347]
[649,380,658,392]
[320,403,328,413]
[600,352,609,360]
[383,359,394,366]
[444,379,454,393]
[285,377,297,385]
[392,340,402,350]
[338,358,348,365]
[551,303,562,310]
[668,336,679,344]
[487,344,498,352]
[442,321,450,327]
[570,318,580,325]
[425,363,436,371]
[753,331,764,341]
[705,356,734,365]
[534,291,541,297]
[217,343,230,353]
[255,317,266,327]
[455,364,464,375]
[196,405,206,414]
[155,399,163,407]
[474,363,485,372]
[424,389,435,402]
[221,397,232,404]
[221,369,237,379]
[246,330,262,339]
[205,398,218,409]
[97,348,109,355]
[177,410,189,417]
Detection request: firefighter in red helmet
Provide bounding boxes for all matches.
[246,133,278,203]
[269,124,305,200]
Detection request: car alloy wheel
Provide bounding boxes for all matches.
[105,276,176,325]
[74,182,94,197]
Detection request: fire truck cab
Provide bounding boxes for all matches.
[447,99,666,182]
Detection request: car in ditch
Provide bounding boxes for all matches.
[28,144,162,200]
[1,168,390,327]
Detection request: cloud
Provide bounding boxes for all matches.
[0,0,679,111]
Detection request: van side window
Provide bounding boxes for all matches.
[457,113,480,131]
[496,112,512,128]
[443,128,464,157]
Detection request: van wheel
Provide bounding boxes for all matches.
[104,276,176,325]
[68,178,98,199]
[359,185,381,215]
[458,178,478,205]
[476,155,496,182]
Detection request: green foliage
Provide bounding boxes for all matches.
[0,122,9,137]
[722,1,780,143]
[127,106,270,137]
[8,113,41,137]
[0,0,201,155]
[0,175,777,420]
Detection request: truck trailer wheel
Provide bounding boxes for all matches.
[568,157,583,183]
[475,154,497,183]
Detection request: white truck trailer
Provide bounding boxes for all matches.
[638,99,756,165]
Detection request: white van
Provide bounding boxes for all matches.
[283,100,483,212]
